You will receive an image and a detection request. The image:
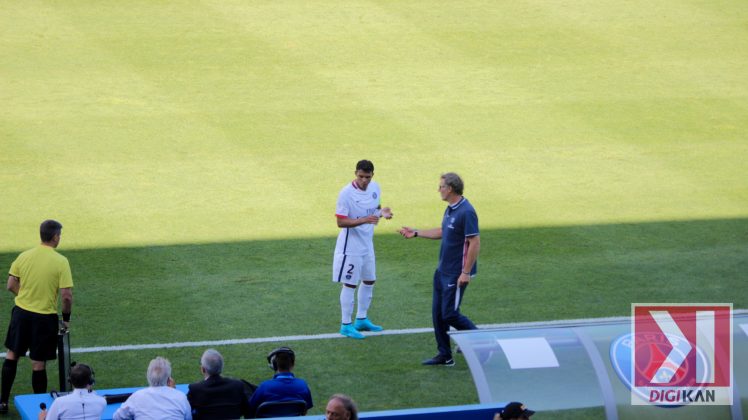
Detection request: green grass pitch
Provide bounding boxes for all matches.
[1,1,747,418]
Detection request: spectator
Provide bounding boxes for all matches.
[39,363,106,420]
[325,394,357,420]
[2,220,74,413]
[247,347,312,417]
[495,401,535,420]
[187,349,252,419]
[113,357,191,420]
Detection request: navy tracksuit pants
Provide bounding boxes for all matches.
[432,270,477,357]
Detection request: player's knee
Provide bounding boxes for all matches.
[362,280,375,286]
[344,283,357,289]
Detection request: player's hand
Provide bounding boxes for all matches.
[398,226,416,238]
[168,377,176,388]
[381,207,393,219]
[62,321,70,331]
[362,215,380,225]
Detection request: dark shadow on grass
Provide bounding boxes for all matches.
[0,218,745,348]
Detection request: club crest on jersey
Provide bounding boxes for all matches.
[372,192,377,199]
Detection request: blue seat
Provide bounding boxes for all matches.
[255,399,307,418]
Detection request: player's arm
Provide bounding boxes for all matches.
[398,226,441,239]
[458,235,480,286]
[7,275,20,295]
[336,215,379,228]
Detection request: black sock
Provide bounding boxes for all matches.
[31,369,47,394]
[1,359,18,403]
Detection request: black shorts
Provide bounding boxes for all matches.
[4,306,59,361]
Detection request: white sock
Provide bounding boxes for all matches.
[340,286,355,324]
[356,283,374,319]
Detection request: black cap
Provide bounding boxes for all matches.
[500,402,535,419]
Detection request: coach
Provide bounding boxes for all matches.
[399,173,480,366]
[0,220,73,413]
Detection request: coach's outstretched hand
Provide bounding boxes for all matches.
[398,227,416,238]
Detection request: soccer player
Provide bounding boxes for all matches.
[1,220,73,413]
[399,172,480,365]
[333,160,393,339]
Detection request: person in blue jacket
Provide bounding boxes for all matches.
[248,347,313,417]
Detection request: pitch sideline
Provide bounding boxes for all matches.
[3,311,745,356]
[0,315,633,356]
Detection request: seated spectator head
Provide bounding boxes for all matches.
[200,348,224,377]
[326,394,357,420]
[69,363,95,389]
[498,402,535,419]
[267,347,295,372]
[147,356,172,387]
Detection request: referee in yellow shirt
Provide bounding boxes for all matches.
[0,220,73,413]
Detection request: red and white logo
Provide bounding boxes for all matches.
[631,304,732,405]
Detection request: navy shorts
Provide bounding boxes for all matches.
[4,306,59,361]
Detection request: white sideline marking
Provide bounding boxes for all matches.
[2,311,745,356]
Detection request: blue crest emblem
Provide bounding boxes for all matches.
[372,192,377,199]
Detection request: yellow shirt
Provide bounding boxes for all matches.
[9,244,73,314]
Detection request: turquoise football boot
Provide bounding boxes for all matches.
[353,318,383,332]
[340,323,365,339]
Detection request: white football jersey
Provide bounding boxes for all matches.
[334,180,381,256]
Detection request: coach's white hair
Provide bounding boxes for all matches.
[147,356,172,387]
[201,349,224,376]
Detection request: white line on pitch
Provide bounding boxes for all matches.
[2,311,744,356]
